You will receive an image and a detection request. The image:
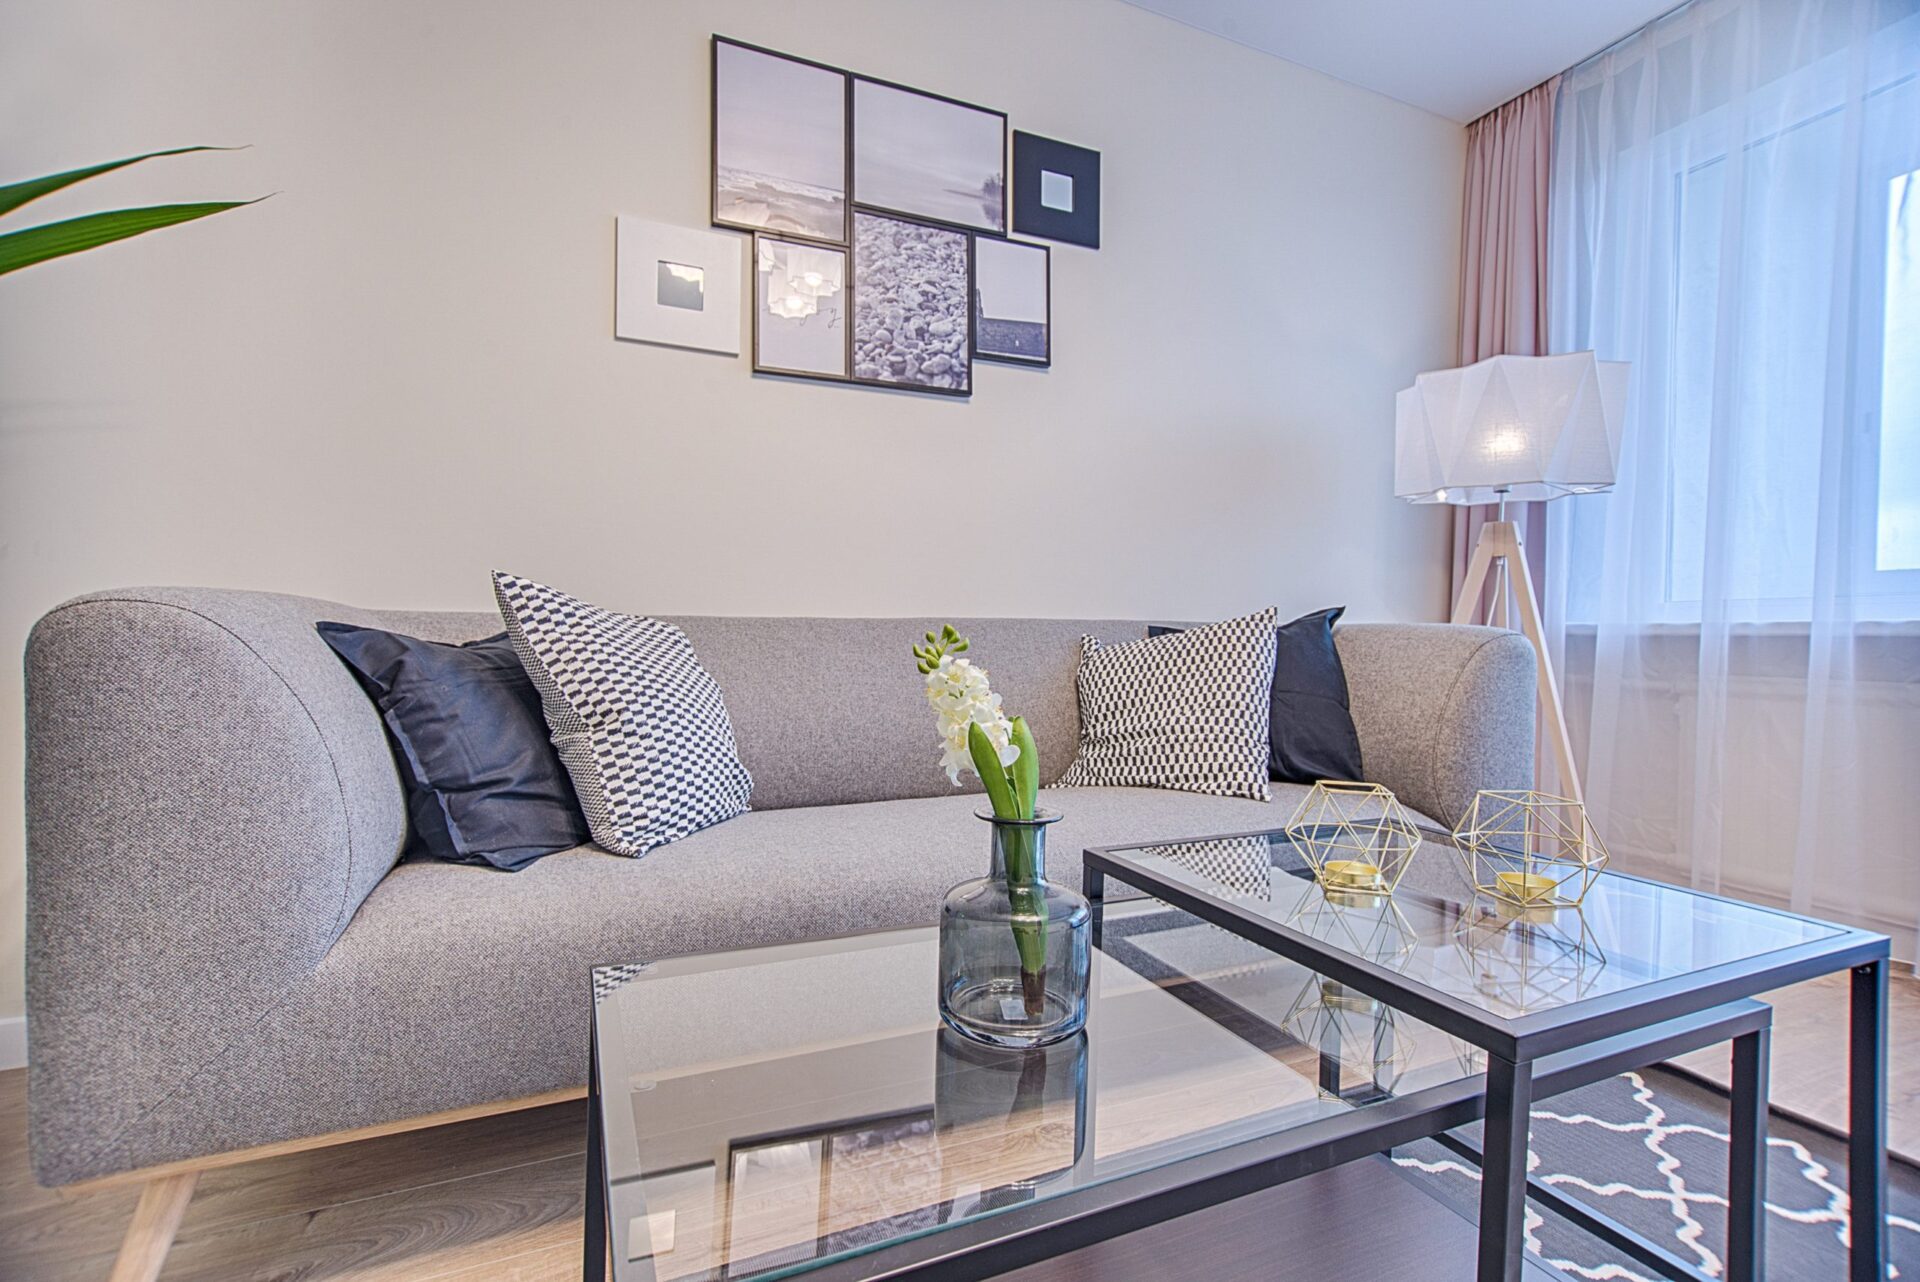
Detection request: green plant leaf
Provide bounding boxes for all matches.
[1010,717,1040,820]
[0,147,238,220]
[0,201,260,277]
[968,722,1017,818]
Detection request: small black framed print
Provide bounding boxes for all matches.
[971,236,1050,367]
[1012,131,1100,249]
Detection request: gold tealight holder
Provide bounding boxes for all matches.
[1285,781,1421,897]
[1453,790,1609,910]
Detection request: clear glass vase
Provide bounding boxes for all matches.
[938,809,1091,1048]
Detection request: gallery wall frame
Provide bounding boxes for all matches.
[614,215,745,356]
[751,233,851,384]
[711,35,853,247]
[970,234,1051,368]
[851,74,1008,237]
[850,209,975,397]
[706,32,1069,396]
[1012,131,1101,249]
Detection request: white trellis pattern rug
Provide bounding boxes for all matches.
[1394,1068,1920,1279]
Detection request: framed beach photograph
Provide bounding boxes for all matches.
[971,236,1050,367]
[712,37,850,245]
[613,216,743,356]
[851,210,972,396]
[852,77,1006,235]
[753,235,849,381]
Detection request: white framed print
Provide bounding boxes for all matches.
[614,216,743,356]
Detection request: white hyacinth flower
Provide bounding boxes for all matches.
[923,655,1020,785]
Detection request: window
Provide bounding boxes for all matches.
[1879,168,1919,573]
[1559,37,1920,626]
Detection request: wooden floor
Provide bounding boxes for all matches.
[1670,967,1920,1159]
[2,969,1913,1282]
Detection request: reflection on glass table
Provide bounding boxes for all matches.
[590,906,1479,1282]
[1109,826,1845,1022]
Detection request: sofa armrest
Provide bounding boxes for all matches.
[1333,623,1537,829]
[25,589,407,1184]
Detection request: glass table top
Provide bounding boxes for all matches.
[592,905,1482,1281]
[1100,827,1851,1025]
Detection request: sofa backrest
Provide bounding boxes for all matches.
[668,616,1139,809]
[325,606,1142,810]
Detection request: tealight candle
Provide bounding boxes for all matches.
[1322,859,1385,889]
[1496,870,1559,903]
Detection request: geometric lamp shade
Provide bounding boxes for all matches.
[1395,352,1629,505]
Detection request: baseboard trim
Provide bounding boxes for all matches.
[0,1016,24,1071]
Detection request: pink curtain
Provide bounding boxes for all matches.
[1451,76,1557,617]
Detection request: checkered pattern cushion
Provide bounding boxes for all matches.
[492,573,753,857]
[1052,607,1278,801]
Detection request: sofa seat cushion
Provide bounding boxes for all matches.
[94,785,1439,1178]
[344,782,1435,967]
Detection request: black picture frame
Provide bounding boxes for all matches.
[751,233,851,384]
[1012,131,1100,249]
[850,209,974,397]
[851,75,1008,237]
[970,235,1051,368]
[712,35,853,247]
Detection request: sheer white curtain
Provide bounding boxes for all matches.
[1543,0,1920,949]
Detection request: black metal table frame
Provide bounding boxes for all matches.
[1082,828,1893,1282]
[583,952,1775,1282]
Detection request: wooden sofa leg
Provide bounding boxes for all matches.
[107,1171,198,1282]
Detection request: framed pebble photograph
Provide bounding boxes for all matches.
[971,236,1050,367]
[852,77,1007,236]
[752,235,850,382]
[712,37,851,245]
[850,210,972,396]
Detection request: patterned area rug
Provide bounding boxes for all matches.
[1394,1067,1920,1279]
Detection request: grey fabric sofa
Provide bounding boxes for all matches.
[24,587,1536,1187]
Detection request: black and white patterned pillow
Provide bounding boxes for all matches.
[1051,607,1278,801]
[492,573,753,856]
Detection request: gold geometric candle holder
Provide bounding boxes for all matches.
[1452,789,1609,909]
[1284,781,1421,897]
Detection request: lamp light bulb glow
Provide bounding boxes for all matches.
[1483,428,1528,458]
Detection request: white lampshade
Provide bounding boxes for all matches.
[1394,352,1628,505]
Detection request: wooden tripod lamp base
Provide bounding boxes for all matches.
[1450,519,1584,806]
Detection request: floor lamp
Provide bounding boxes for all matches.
[1394,352,1629,806]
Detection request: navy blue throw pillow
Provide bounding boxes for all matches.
[1149,608,1364,786]
[318,622,590,871]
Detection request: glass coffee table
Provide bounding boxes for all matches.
[1083,826,1891,1282]
[583,868,1791,1281]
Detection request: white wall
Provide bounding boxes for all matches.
[0,0,1462,1026]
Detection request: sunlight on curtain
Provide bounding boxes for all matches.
[1543,0,1920,949]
